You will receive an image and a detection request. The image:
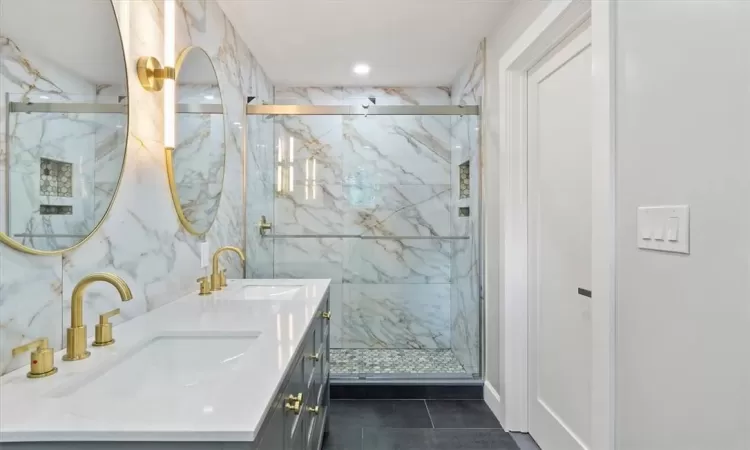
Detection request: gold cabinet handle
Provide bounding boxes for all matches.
[321,311,331,320]
[285,400,301,415]
[196,276,211,296]
[11,338,57,379]
[307,405,320,415]
[93,308,120,347]
[308,352,320,362]
[285,393,303,415]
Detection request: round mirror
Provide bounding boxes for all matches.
[0,0,128,254]
[168,47,226,235]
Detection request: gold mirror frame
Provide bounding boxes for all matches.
[166,46,227,237]
[0,0,130,256]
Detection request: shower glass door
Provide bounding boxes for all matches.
[247,100,480,381]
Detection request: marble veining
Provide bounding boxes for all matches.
[273,237,344,282]
[342,284,451,349]
[174,84,225,233]
[348,184,451,237]
[343,115,451,186]
[344,238,451,285]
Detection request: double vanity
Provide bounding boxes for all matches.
[0,279,332,450]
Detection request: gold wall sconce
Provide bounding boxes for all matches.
[136,57,175,92]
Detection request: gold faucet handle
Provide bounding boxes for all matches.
[99,308,120,324]
[220,269,228,288]
[93,308,120,347]
[11,338,57,379]
[197,276,212,295]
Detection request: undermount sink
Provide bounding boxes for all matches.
[50,332,260,401]
[235,285,303,300]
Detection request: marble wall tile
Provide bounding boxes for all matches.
[275,184,347,234]
[272,237,344,282]
[343,238,451,284]
[340,87,451,106]
[341,284,451,349]
[275,115,344,185]
[0,251,62,374]
[347,184,451,237]
[450,40,486,106]
[275,87,339,106]
[274,87,451,107]
[343,115,452,186]
[328,283,343,348]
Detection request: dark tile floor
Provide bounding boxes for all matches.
[324,399,528,450]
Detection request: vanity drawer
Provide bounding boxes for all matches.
[302,293,330,390]
[306,379,330,450]
[284,352,306,443]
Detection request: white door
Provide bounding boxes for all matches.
[527,25,593,450]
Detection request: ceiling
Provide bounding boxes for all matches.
[217,0,515,87]
[0,0,125,86]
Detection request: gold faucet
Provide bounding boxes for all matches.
[64,273,133,361]
[12,338,57,378]
[211,246,245,291]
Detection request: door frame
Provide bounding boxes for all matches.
[495,1,616,449]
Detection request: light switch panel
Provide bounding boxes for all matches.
[637,205,690,254]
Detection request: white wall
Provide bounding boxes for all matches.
[483,0,550,423]
[614,2,750,449]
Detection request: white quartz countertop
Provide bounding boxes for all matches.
[0,279,330,442]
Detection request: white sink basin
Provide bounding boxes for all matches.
[237,285,303,300]
[51,332,260,401]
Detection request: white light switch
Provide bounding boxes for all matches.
[666,217,679,241]
[637,205,689,254]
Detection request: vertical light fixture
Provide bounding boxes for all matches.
[163,0,176,150]
[276,138,283,193]
[312,158,317,199]
[305,158,310,200]
[288,137,294,192]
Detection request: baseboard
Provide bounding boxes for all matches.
[331,382,484,400]
[484,381,506,426]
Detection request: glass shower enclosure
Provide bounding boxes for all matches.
[246,101,481,381]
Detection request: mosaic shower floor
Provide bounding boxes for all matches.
[330,348,468,376]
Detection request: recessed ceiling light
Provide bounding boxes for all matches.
[353,63,370,76]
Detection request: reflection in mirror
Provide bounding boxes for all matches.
[170,47,225,235]
[0,0,128,254]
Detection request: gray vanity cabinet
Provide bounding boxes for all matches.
[255,292,331,450]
